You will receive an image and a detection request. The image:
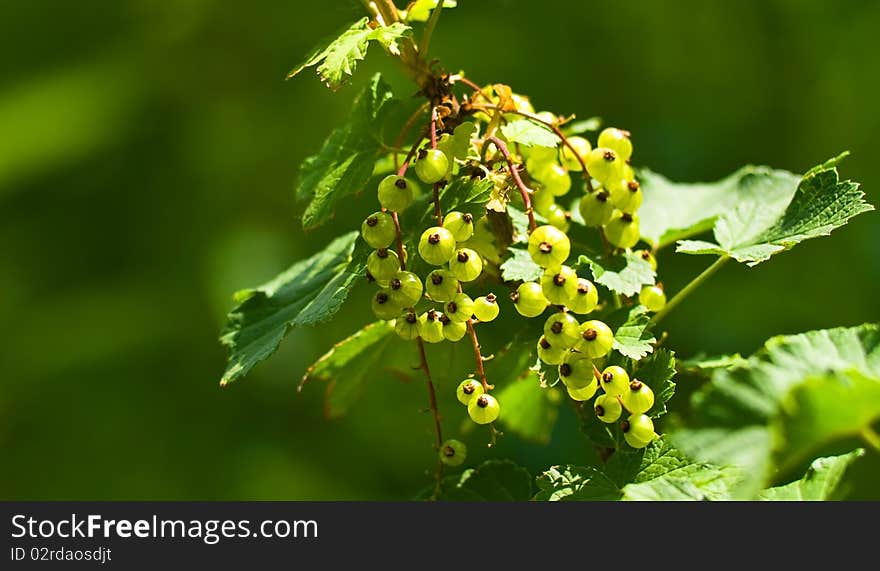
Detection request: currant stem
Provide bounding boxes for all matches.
[418,0,444,59]
[430,106,443,224]
[467,319,491,392]
[397,138,422,178]
[416,336,445,496]
[651,255,730,325]
[485,135,537,232]
[393,102,430,171]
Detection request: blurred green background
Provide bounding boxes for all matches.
[1,0,877,500]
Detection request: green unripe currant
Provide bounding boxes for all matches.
[395,310,420,340]
[434,134,456,178]
[561,136,591,172]
[579,190,615,227]
[473,294,500,322]
[598,128,633,162]
[558,352,595,389]
[445,293,475,323]
[635,249,657,271]
[543,311,581,349]
[530,188,555,217]
[378,174,414,212]
[525,146,557,181]
[440,315,468,342]
[438,439,467,467]
[448,248,483,282]
[367,248,402,282]
[594,393,623,423]
[425,269,459,302]
[599,365,630,396]
[568,278,599,315]
[540,264,578,305]
[604,212,641,249]
[414,148,450,184]
[537,336,568,365]
[361,211,396,249]
[545,203,571,232]
[639,284,667,312]
[566,378,598,401]
[536,163,572,197]
[608,179,642,212]
[622,413,655,448]
[585,147,623,186]
[577,320,614,358]
[622,379,655,415]
[528,225,571,269]
[387,271,423,307]
[511,281,548,318]
[621,162,635,181]
[468,393,500,424]
[371,290,400,321]
[456,379,484,405]
[418,226,456,265]
[442,211,475,242]
[418,310,445,344]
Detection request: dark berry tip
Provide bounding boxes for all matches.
[394,178,407,189]
[539,337,552,349]
[447,302,458,313]
[486,293,497,303]
[439,315,451,325]
[418,149,428,159]
[457,251,469,262]
[366,216,378,226]
[405,314,418,324]
[442,446,455,457]
[583,328,598,341]
[621,213,634,223]
[377,247,389,258]
[376,292,389,304]
[430,273,443,285]
[428,233,441,244]
[595,405,605,416]
[627,181,640,191]
[621,420,631,433]
[463,213,473,223]
[550,321,563,334]
[603,150,616,161]
[539,241,553,254]
[630,380,643,391]
[559,363,572,377]
[641,251,651,260]
[476,395,489,408]
[390,278,402,290]
[510,291,520,303]
[597,191,609,202]
[577,282,591,294]
[553,274,566,287]
[602,371,613,382]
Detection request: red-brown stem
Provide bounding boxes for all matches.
[397,138,421,178]
[452,75,483,95]
[485,135,536,232]
[592,363,603,381]
[393,102,429,171]
[429,106,443,225]
[430,105,438,149]
[466,320,491,392]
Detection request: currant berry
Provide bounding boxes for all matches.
[378,174,414,212]
[442,211,474,242]
[604,212,641,249]
[418,226,456,265]
[511,281,548,318]
[537,336,568,365]
[367,248,402,282]
[448,248,483,282]
[425,269,459,302]
[578,190,615,227]
[387,271,423,307]
[585,147,623,186]
[594,394,622,423]
[635,249,657,271]
[639,285,666,312]
[599,365,630,396]
[558,352,595,389]
[598,128,633,162]
[439,439,467,467]
[536,163,571,197]
[622,413,655,448]
[608,179,642,212]
[468,393,500,424]
[456,379,484,405]
[622,379,655,415]
[371,290,400,320]
[415,148,450,184]
[528,225,571,268]
[545,203,571,232]
[445,293,475,323]
[576,320,614,358]
[473,294,500,322]
[418,310,445,344]
[540,264,578,305]
[525,146,557,180]
[530,188,555,217]
[543,311,581,348]
[561,136,591,172]
[566,379,598,401]
[568,278,599,315]
[441,315,468,342]
[361,211,396,249]
[395,310,420,340]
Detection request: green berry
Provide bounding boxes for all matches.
[378,174,414,211]
[561,136,591,172]
[568,278,599,315]
[530,188,555,216]
[425,269,459,302]
[473,294,500,322]
[639,285,666,312]
[585,147,623,186]
[622,379,655,415]
[371,290,400,320]
[599,365,630,396]
[576,320,614,358]
[558,352,595,389]
[442,211,474,242]
[468,393,500,424]
[441,315,468,342]
[449,248,483,282]
[545,203,571,232]
[525,147,558,181]
[395,310,420,340]
[594,394,622,423]
[597,128,633,162]
[456,379,484,405]
[604,212,641,249]
[622,413,655,448]
[608,179,642,212]
[635,249,657,271]
[445,293,475,323]
[512,281,548,318]
[543,312,581,349]
[418,226,456,265]
[414,149,449,184]
[567,379,598,401]
[540,265,578,306]
[528,225,571,269]
[578,190,615,227]
[439,439,467,467]
[367,248,402,282]
[361,212,396,249]
[537,336,568,365]
[387,271,423,307]
[418,310,445,343]
[536,163,571,197]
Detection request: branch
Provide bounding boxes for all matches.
[651,255,730,325]
[485,135,537,232]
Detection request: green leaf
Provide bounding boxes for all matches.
[500,247,543,282]
[496,379,563,445]
[578,252,656,297]
[562,116,602,135]
[500,119,558,148]
[676,157,873,266]
[435,175,494,220]
[534,465,620,501]
[219,232,366,385]
[287,18,412,89]
[610,306,656,360]
[632,348,677,418]
[759,449,864,501]
[403,0,457,22]
[679,353,749,373]
[296,74,397,229]
[437,460,532,501]
[638,166,800,249]
[673,323,880,496]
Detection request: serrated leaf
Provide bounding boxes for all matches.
[679,353,749,373]
[534,465,620,501]
[632,348,676,418]
[287,18,412,89]
[759,449,864,501]
[496,380,563,445]
[500,119,557,148]
[675,157,873,266]
[673,323,880,497]
[562,117,602,135]
[610,306,656,360]
[578,252,655,296]
[297,74,398,229]
[403,0,457,22]
[436,460,532,501]
[500,247,542,282]
[219,232,366,385]
[448,121,477,159]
